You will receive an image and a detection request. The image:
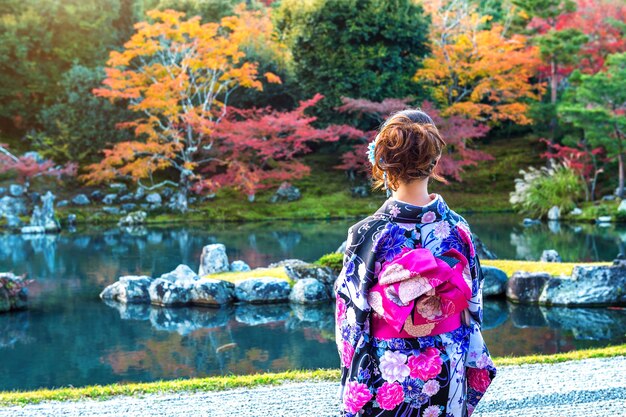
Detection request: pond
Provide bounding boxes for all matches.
[1,214,625,391]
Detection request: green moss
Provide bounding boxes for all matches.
[1,344,624,406]
[46,135,544,225]
[202,267,290,284]
[481,260,611,277]
[316,253,343,273]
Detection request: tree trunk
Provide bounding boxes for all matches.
[173,170,191,213]
[618,152,625,199]
[549,58,558,144]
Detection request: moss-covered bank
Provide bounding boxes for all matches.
[1,344,624,406]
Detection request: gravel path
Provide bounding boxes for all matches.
[2,356,625,417]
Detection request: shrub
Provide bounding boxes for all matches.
[510,161,584,218]
[316,253,343,273]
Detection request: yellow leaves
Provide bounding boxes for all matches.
[416,2,543,126]
[264,72,282,84]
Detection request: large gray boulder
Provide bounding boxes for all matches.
[100,275,153,303]
[506,272,551,303]
[289,278,329,304]
[481,266,507,297]
[187,278,235,307]
[148,278,191,306]
[159,264,199,283]
[198,244,230,275]
[234,277,291,304]
[538,263,626,306]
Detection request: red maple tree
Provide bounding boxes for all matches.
[335,98,492,182]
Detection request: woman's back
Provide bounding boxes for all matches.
[334,110,496,417]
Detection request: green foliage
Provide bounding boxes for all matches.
[0,0,137,129]
[558,52,626,196]
[510,161,585,217]
[273,0,430,122]
[30,65,134,164]
[316,253,343,273]
[536,28,588,66]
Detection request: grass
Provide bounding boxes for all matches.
[316,253,612,278]
[203,267,290,284]
[41,135,544,225]
[481,259,612,277]
[1,343,624,406]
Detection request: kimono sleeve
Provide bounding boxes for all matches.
[457,220,485,329]
[334,221,381,391]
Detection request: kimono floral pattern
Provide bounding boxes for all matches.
[334,195,497,417]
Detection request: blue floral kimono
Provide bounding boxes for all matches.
[334,195,496,417]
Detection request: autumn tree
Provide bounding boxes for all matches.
[83,7,282,211]
[335,97,492,181]
[206,94,342,200]
[557,53,626,197]
[416,0,544,125]
[0,145,77,186]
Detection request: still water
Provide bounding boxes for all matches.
[1,214,625,391]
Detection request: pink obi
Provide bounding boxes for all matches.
[368,247,471,339]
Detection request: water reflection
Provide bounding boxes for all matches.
[1,217,626,391]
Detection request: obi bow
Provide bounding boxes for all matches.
[368,247,472,338]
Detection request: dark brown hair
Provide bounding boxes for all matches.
[371,109,446,191]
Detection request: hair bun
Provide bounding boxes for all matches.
[372,110,446,191]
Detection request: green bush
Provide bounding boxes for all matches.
[273,0,430,123]
[316,252,343,273]
[510,161,584,218]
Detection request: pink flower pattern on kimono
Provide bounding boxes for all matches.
[407,347,442,380]
[343,381,373,414]
[376,381,405,410]
[341,341,355,368]
[467,367,491,393]
[379,350,410,382]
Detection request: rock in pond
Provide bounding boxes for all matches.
[103,193,117,205]
[0,272,29,313]
[540,249,562,263]
[72,194,90,205]
[187,279,235,307]
[230,260,251,272]
[234,277,291,304]
[118,210,147,226]
[506,272,551,303]
[481,266,507,297]
[283,262,336,286]
[100,275,153,303]
[538,263,626,306]
[547,205,560,221]
[198,243,230,275]
[289,278,330,304]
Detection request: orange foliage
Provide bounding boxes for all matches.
[416,0,544,125]
[82,6,281,195]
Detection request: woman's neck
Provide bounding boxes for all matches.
[392,179,434,206]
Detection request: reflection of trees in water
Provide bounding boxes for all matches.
[508,222,625,262]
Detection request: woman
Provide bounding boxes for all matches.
[334,110,496,417]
